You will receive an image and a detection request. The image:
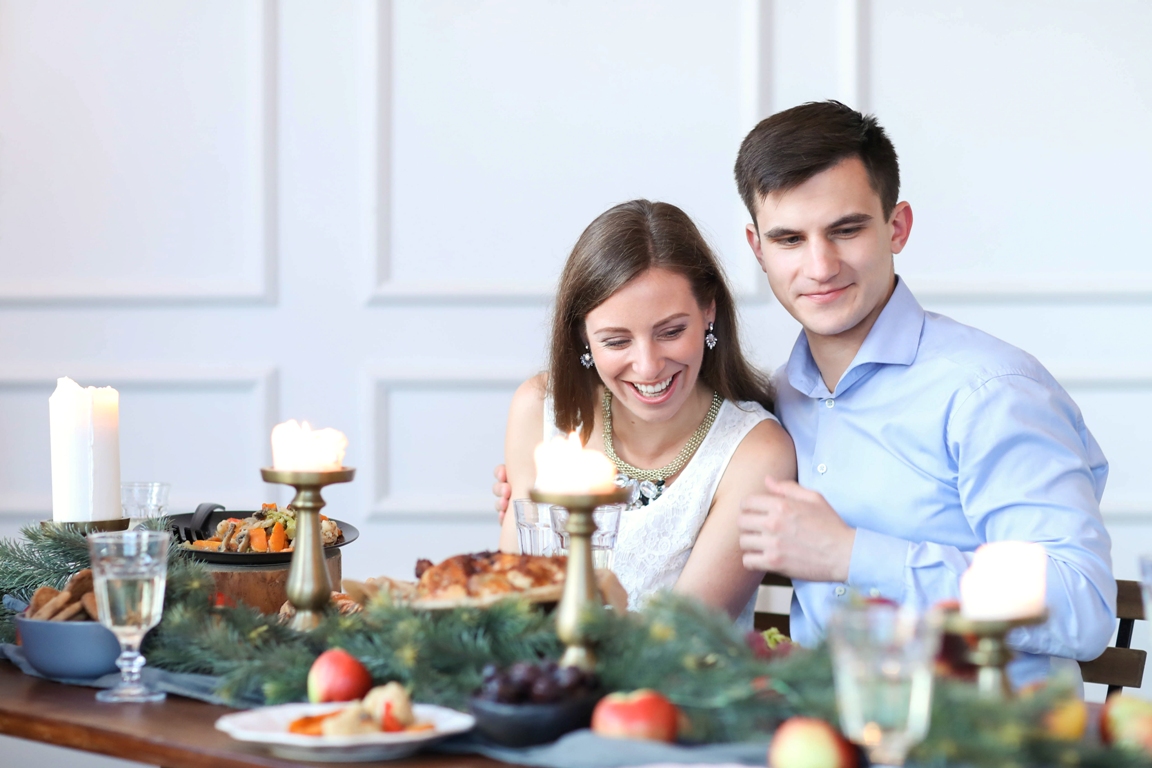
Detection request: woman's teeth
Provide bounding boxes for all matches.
[633,376,673,396]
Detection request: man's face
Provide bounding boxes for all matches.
[746,156,911,344]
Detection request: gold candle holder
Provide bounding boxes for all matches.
[942,607,1048,698]
[261,467,355,632]
[529,487,629,671]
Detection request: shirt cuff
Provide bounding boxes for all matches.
[847,527,911,603]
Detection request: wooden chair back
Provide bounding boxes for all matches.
[753,572,792,637]
[1079,579,1146,697]
[753,574,1146,698]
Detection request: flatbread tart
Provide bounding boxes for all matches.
[342,551,628,611]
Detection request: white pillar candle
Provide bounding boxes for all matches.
[270,419,348,471]
[48,377,121,522]
[960,541,1048,621]
[533,432,617,494]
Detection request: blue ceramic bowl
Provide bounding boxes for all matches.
[15,616,121,679]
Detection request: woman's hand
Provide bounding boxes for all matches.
[493,465,512,523]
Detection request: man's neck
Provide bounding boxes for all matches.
[806,280,896,393]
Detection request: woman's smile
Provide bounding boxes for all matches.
[627,372,679,405]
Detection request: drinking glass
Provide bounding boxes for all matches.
[120,482,170,529]
[828,602,941,766]
[88,530,170,703]
[513,499,552,556]
[549,504,623,570]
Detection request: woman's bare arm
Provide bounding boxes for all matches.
[498,374,548,552]
[673,418,796,619]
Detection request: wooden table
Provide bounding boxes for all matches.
[0,661,505,768]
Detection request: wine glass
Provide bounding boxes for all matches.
[828,602,941,766]
[87,530,170,703]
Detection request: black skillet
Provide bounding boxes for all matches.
[169,503,359,565]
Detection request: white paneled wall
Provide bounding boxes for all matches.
[0,1,1150,764]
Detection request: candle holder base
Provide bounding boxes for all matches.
[529,488,629,672]
[260,467,355,632]
[40,519,131,534]
[942,608,1048,698]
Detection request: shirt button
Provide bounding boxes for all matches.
[869,588,881,598]
[834,586,847,597]
[817,463,827,474]
[826,399,835,408]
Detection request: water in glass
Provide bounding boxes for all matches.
[88,530,170,703]
[828,603,941,766]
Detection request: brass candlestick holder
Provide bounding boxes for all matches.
[261,467,355,631]
[529,487,629,671]
[942,607,1048,698]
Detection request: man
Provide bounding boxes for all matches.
[733,100,1113,686]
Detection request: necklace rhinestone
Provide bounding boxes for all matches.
[602,388,722,505]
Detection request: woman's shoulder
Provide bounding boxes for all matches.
[721,404,796,484]
[510,373,549,412]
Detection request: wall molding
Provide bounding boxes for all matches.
[0,365,279,517]
[911,275,1152,303]
[0,0,278,306]
[837,0,870,112]
[363,364,532,519]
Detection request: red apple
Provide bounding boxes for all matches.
[1100,694,1152,745]
[768,717,858,768]
[307,648,373,703]
[591,689,679,742]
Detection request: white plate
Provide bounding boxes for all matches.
[215,701,475,763]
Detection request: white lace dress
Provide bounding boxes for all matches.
[543,397,777,629]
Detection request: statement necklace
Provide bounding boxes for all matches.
[602,388,723,506]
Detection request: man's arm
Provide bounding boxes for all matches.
[845,373,1115,662]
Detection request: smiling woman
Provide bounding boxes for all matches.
[498,200,797,626]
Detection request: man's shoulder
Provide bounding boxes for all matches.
[916,310,1055,392]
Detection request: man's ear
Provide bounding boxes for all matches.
[888,202,913,255]
[745,223,767,273]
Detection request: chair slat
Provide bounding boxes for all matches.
[1117,580,1145,621]
[1079,647,1147,689]
[754,612,790,637]
[761,572,793,588]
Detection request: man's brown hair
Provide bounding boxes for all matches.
[549,199,774,443]
[734,100,900,224]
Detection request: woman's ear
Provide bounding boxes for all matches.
[705,300,717,326]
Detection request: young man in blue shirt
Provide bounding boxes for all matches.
[733,100,1114,686]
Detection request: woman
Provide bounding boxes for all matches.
[499,200,795,626]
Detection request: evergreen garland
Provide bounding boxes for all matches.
[1,523,1150,766]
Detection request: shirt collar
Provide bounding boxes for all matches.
[784,276,925,398]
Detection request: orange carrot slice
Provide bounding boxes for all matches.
[269,521,287,552]
[249,526,268,552]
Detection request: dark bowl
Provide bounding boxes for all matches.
[15,616,121,679]
[469,690,605,747]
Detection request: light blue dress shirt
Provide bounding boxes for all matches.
[775,277,1116,686]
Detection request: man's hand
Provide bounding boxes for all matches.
[493,465,511,523]
[738,476,856,583]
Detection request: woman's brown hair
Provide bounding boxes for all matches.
[549,199,774,443]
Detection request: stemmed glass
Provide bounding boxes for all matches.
[828,602,942,766]
[87,530,170,703]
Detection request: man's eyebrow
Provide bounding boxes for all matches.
[592,313,690,335]
[763,226,802,239]
[827,213,873,229]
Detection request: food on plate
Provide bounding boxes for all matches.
[475,660,599,705]
[415,551,567,602]
[288,683,434,737]
[1101,694,1152,747]
[590,689,680,742]
[308,648,374,703]
[279,592,363,621]
[181,504,343,554]
[23,570,98,622]
[768,716,858,768]
[341,552,628,611]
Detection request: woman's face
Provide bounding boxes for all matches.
[583,268,715,424]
